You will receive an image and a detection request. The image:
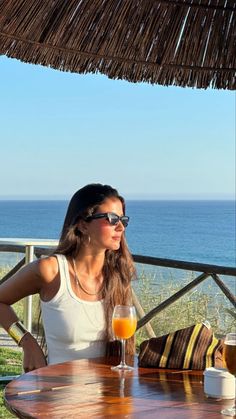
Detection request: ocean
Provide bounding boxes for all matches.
[0,200,235,296]
[0,200,235,267]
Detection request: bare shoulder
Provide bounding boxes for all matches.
[37,255,59,284]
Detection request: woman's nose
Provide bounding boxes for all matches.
[115,220,124,231]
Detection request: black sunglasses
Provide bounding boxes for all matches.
[85,212,129,227]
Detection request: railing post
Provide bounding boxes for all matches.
[23,245,34,332]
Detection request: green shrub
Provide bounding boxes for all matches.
[0,348,22,418]
[134,268,235,344]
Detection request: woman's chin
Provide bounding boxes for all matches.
[109,241,121,251]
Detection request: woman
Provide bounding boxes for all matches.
[0,183,136,372]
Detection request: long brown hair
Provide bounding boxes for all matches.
[55,183,136,355]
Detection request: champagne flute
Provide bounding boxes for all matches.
[221,333,236,416]
[111,305,137,371]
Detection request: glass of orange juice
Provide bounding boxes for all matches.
[111,305,137,371]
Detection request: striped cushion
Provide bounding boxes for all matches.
[138,323,224,370]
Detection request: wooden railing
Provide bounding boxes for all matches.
[0,241,235,337]
[132,254,236,331]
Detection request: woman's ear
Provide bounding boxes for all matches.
[76,220,88,235]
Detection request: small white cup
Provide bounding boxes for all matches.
[204,367,235,399]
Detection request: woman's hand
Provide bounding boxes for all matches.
[20,333,47,372]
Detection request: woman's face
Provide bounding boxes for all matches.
[81,197,126,252]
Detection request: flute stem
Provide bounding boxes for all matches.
[120,339,126,367]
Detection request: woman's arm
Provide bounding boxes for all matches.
[0,257,57,371]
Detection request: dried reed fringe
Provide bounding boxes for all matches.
[0,0,235,89]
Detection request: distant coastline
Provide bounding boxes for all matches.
[0,197,235,201]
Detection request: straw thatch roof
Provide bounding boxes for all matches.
[0,0,235,89]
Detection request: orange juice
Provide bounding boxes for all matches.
[112,317,137,339]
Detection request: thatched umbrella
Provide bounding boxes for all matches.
[0,0,235,89]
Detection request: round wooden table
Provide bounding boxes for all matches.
[4,356,234,418]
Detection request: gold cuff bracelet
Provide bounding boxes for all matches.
[8,321,28,346]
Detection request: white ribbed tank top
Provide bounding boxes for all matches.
[40,254,106,365]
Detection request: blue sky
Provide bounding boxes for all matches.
[0,56,235,200]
